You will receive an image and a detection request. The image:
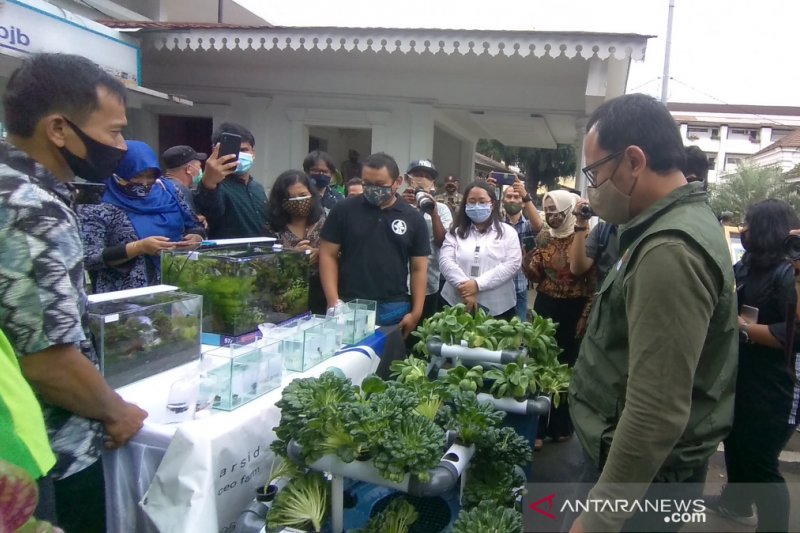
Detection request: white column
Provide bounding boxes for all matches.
[461,137,477,182]
[717,125,729,174]
[574,117,590,194]
[679,123,688,142]
[228,95,273,186]
[407,103,435,166]
[760,127,772,150]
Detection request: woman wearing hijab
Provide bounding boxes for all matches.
[80,141,205,293]
[439,180,521,319]
[524,189,595,450]
[265,169,327,314]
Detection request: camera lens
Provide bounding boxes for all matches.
[578,204,594,219]
[784,234,800,261]
[416,191,435,213]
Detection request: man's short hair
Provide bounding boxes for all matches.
[683,145,710,181]
[346,177,362,190]
[587,93,686,174]
[363,152,400,180]
[303,150,337,174]
[211,122,255,148]
[3,53,127,137]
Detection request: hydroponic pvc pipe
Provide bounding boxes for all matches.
[476,392,551,416]
[426,336,523,364]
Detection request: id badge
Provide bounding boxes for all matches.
[470,265,480,277]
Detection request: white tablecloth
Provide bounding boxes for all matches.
[104,343,381,533]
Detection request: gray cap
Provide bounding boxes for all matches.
[406,159,439,179]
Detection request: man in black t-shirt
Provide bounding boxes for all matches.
[320,152,430,337]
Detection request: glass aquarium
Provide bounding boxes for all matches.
[161,243,311,341]
[204,340,283,411]
[348,299,377,343]
[88,290,202,388]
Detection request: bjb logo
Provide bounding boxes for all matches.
[0,25,31,49]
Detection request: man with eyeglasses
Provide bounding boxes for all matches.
[565,94,738,533]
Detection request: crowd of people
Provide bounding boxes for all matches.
[1,52,800,533]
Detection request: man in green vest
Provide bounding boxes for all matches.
[566,94,738,533]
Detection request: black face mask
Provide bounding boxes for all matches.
[60,117,127,183]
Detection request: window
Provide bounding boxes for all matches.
[687,126,709,134]
[707,155,716,168]
[772,129,791,142]
[711,128,720,140]
[725,156,743,169]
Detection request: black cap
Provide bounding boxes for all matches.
[162,145,207,169]
[406,159,438,179]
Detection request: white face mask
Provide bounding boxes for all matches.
[588,175,637,225]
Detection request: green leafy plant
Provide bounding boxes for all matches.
[372,413,445,483]
[266,472,329,532]
[446,392,505,445]
[358,497,419,533]
[389,356,429,383]
[453,500,523,533]
[444,365,484,393]
[462,466,525,510]
[484,363,533,401]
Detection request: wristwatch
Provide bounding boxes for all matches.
[574,225,588,232]
[522,195,532,203]
[739,322,752,344]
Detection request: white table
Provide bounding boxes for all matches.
[104,342,382,533]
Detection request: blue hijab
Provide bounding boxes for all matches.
[103,141,185,244]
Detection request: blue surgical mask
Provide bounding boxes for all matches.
[363,184,394,206]
[235,152,254,175]
[465,204,492,224]
[309,173,331,190]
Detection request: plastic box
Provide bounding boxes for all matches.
[348,299,377,343]
[88,289,202,388]
[204,340,283,411]
[161,243,311,340]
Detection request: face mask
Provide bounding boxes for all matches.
[60,117,127,183]
[445,185,457,193]
[235,152,254,175]
[363,184,394,206]
[587,175,637,226]
[113,175,153,198]
[504,203,523,215]
[282,195,313,218]
[310,173,331,190]
[466,204,493,224]
[192,171,204,186]
[545,211,567,229]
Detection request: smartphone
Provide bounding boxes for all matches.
[70,182,106,204]
[218,132,241,161]
[741,305,759,324]
[522,235,536,253]
[490,171,516,186]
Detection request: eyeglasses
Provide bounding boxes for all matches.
[466,199,493,206]
[582,150,624,187]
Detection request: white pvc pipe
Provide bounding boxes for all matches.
[308,455,410,492]
[477,393,529,415]
[440,344,503,364]
[330,474,344,533]
[441,443,475,476]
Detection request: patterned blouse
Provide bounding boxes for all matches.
[266,214,326,272]
[525,231,594,299]
[79,188,204,293]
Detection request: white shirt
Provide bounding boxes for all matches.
[408,201,453,295]
[439,222,521,316]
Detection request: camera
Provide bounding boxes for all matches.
[784,234,800,261]
[415,189,435,213]
[577,204,595,220]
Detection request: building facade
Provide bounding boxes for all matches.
[669,102,800,182]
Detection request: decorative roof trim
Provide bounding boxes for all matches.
[146,28,649,61]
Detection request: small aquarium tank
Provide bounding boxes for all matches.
[162,243,311,339]
[88,290,202,388]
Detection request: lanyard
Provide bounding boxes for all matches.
[469,229,488,278]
